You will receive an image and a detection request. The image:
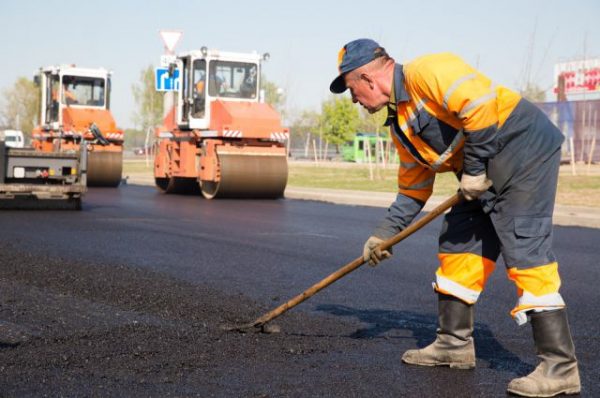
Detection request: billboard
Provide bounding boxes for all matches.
[554,58,600,98]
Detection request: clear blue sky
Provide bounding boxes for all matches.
[1,0,599,129]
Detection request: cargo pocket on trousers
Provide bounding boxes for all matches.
[514,216,552,238]
[495,215,555,268]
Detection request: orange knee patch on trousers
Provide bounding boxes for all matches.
[507,263,564,320]
[507,262,561,297]
[436,253,496,297]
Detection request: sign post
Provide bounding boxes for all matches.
[159,30,183,127]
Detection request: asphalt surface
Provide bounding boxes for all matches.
[126,172,600,229]
[0,184,598,397]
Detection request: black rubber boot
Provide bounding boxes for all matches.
[507,309,580,397]
[402,294,475,369]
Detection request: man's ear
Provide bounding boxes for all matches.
[362,73,376,89]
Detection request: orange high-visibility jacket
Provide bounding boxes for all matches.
[387,52,522,203]
[375,53,565,240]
[373,53,529,239]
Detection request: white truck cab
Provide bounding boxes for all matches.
[35,65,112,130]
[1,130,25,148]
[174,48,265,130]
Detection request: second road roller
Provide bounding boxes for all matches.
[153,47,288,199]
[31,65,124,187]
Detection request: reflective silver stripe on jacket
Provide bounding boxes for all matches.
[458,91,497,119]
[399,98,428,132]
[400,160,419,170]
[431,130,464,171]
[443,73,477,109]
[398,177,434,191]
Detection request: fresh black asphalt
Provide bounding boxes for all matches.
[0,184,597,396]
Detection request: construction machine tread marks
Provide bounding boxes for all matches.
[87,151,122,187]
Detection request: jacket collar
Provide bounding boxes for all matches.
[393,63,410,103]
[385,64,410,126]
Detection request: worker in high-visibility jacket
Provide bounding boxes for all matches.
[330,38,580,397]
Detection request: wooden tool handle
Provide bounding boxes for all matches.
[250,192,464,327]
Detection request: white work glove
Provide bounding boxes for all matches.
[362,236,392,267]
[460,173,492,201]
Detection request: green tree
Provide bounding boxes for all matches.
[359,108,388,134]
[520,83,546,103]
[0,77,40,136]
[261,74,286,116]
[288,109,320,152]
[320,96,360,150]
[131,65,164,131]
[123,128,146,150]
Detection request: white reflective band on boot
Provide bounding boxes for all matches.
[513,291,566,326]
[514,307,565,326]
[432,275,480,304]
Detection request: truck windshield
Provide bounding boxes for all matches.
[208,61,258,99]
[61,75,106,107]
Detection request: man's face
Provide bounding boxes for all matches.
[344,69,387,114]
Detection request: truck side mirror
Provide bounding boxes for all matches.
[33,75,40,86]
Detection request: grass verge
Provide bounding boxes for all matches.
[123,159,600,207]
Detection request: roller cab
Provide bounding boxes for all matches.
[31,65,123,187]
[154,48,288,199]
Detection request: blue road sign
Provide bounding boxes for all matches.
[155,68,180,91]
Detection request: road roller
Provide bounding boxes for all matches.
[31,65,123,187]
[153,48,288,199]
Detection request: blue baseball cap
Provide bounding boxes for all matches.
[330,38,387,94]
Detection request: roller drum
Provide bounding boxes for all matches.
[201,153,287,199]
[87,151,123,187]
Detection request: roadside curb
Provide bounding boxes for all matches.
[284,187,600,230]
[123,176,600,229]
